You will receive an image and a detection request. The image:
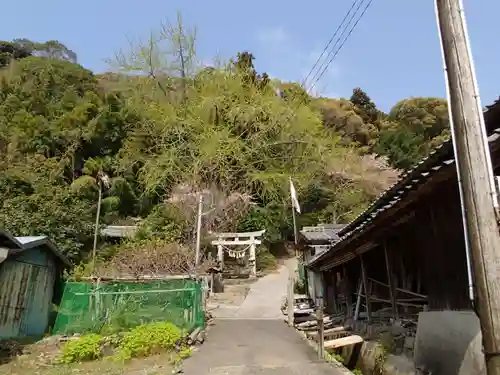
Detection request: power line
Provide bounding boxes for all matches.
[309,0,374,95]
[306,0,367,92]
[301,0,360,88]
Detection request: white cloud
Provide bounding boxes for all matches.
[257,26,288,44]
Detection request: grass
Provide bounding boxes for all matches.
[2,351,174,375]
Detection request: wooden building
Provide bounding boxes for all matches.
[298,224,345,304]
[307,99,500,324]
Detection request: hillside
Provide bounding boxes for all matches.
[0,31,451,270]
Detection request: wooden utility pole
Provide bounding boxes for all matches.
[435,1,500,374]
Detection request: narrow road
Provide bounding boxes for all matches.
[183,259,347,374]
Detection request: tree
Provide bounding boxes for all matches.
[313,98,378,150]
[13,39,78,63]
[0,39,77,68]
[374,97,450,169]
[0,187,95,261]
[112,12,198,99]
[233,51,269,89]
[0,41,31,67]
[0,56,139,260]
[0,15,403,266]
[350,87,379,124]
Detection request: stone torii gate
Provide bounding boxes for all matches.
[211,230,265,278]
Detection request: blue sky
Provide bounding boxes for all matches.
[2,0,498,111]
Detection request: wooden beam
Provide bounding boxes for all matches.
[359,254,372,324]
[331,270,338,314]
[209,230,265,239]
[368,277,428,299]
[383,240,398,319]
[343,265,353,319]
[211,239,262,246]
[354,277,362,321]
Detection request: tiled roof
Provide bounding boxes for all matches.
[300,224,346,243]
[308,98,500,268]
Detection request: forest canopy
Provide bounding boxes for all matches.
[0,22,451,269]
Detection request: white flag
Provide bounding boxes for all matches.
[289,178,301,214]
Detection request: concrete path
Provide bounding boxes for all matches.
[209,258,297,320]
[184,258,346,374]
[236,257,296,319]
[183,320,339,374]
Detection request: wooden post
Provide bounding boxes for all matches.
[217,243,224,269]
[354,278,362,321]
[288,275,294,326]
[383,241,398,320]
[343,265,353,319]
[317,298,324,360]
[436,1,500,373]
[360,254,372,324]
[331,270,338,314]
[249,235,257,277]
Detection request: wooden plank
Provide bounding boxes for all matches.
[359,254,372,323]
[368,277,428,299]
[306,326,350,338]
[324,335,364,350]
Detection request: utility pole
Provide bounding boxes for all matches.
[435,1,500,374]
[194,194,203,267]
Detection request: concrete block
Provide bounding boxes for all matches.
[413,310,485,375]
[403,336,415,350]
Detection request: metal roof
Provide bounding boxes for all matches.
[308,98,500,269]
[16,236,47,245]
[0,230,70,266]
[101,225,138,238]
[300,224,346,243]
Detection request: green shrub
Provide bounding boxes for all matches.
[59,334,103,364]
[294,279,305,294]
[256,246,277,271]
[174,346,193,364]
[116,321,181,360]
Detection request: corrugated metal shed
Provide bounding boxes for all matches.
[0,231,63,339]
[308,98,500,269]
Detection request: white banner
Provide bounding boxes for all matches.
[289,178,301,214]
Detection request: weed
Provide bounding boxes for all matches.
[59,334,103,364]
[331,353,344,363]
[352,369,363,375]
[115,321,181,360]
[374,343,388,375]
[173,346,192,364]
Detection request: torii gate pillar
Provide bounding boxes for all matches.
[211,230,265,278]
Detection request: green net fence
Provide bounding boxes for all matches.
[53,279,204,335]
